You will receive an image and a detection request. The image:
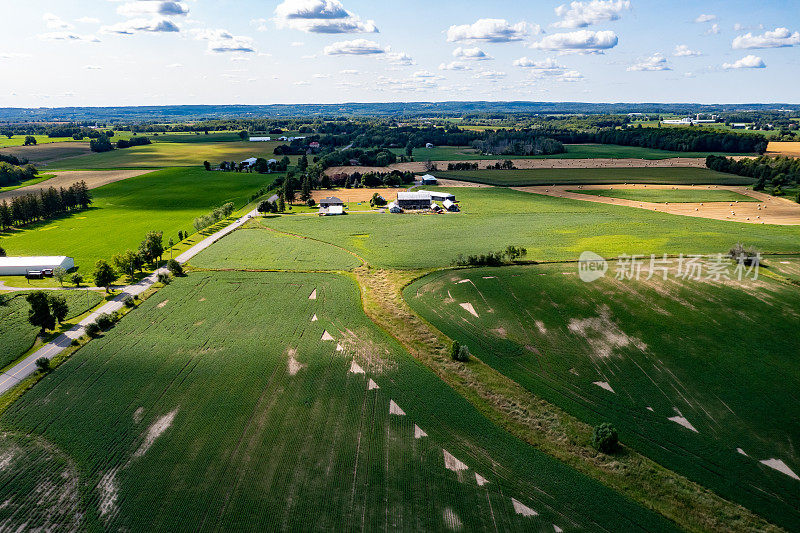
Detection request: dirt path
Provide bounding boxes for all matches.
[326,157,710,176]
[434,178,491,188]
[0,170,156,202]
[513,184,800,225]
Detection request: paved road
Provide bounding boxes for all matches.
[0,209,257,396]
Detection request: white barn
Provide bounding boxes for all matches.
[0,256,75,276]
[249,136,272,142]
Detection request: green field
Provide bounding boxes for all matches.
[568,188,759,203]
[0,174,55,193]
[399,144,753,161]
[0,290,103,368]
[190,219,363,271]
[405,263,800,530]
[0,135,81,148]
[259,187,800,269]
[435,167,753,187]
[0,271,676,531]
[50,141,291,170]
[0,167,273,272]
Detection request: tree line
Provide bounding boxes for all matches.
[0,161,38,187]
[472,134,564,156]
[90,135,151,153]
[706,155,800,195]
[549,127,767,154]
[0,181,92,229]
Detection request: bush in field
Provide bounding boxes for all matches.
[123,295,135,308]
[35,357,51,373]
[592,423,619,454]
[85,322,101,337]
[451,341,470,362]
[728,243,760,266]
[70,273,83,287]
[167,259,183,276]
[157,272,171,285]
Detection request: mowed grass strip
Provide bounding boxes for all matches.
[0,167,273,271]
[436,167,752,186]
[50,140,294,169]
[190,220,363,271]
[260,187,800,269]
[567,188,760,203]
[405,264,800,531]
[0,271,676,532]
[0,290,104,368]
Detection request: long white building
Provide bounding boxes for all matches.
[0,256,75,276]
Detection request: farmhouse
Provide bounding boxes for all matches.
[396,191,432,210]
[0,256,75,276]
[249,136,271,142]
[319,196,344,208]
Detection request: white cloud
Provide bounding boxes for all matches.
[513,57,564,71]
[76,17,101,24]
[324,38,386,55]
[291,41,305,47]
[557,69,584,81]
[102,18,181,34]
[0,52,32,60]
[43,13,73,30]
[117,1,189,18]
[413,70,443,80]
[83,65,103,70]
[627,53,671,71]
[446,19,534,43]
[706,23,720,35]
[530,29,618,52]
[553,1,630,29]
[273,0,377,34]
[381,51,415,65]
[695,14,717,23]
[191,29,257,54]
[473,70,506,80]
[452,46,492,60]
[723,54,766,69]
[732,27,800,49]
[313,73,330,78]
[294,80,311,86]
[339,69,359,74]
[673,44,701,57]
[166,63,184,68]
[38,32,100,43]
[439,61,471,71]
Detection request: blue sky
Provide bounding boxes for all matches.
[1,0,798,107]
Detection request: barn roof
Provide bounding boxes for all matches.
[397,191,431,201]
[0,256,73,267]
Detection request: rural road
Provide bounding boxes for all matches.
[0,209,257,396]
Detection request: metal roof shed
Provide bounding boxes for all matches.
[0,256,75,276]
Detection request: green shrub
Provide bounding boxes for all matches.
[451,341,470,362]
[123,295,135,308]
[157,272,171,285]
[167,259,183,276]
[95,313,116,331]
[592,423,619,454]
[35,357,51,373]
[85,322,101,337]
[450,341,461,361]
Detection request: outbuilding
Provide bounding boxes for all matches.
[419,174,438,186]
[241,157,258,167]
[249,136,272,142]
[419,189,455,202]
[388,202,403,213]
[319,196,344,208]
[0,256,75,276]
[443,199,459,212]
[396,191,432,210]
[319,205,344,216]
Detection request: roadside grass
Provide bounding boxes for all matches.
[567,187,760,203]
[0,289,104,369]
[395,144,754,161]
[49,140,296,169]
[434,167,752,187]
[405,262,800,531]
[259,187,800,269]
[0,271,677,532]
[0,167,274,275]
[189,220,363,272]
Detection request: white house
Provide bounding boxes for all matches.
[241,157,258,167]
[249,136,272,142]
[0,256,75,276]
[319,205,344,216]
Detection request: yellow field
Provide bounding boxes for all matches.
[766,142,800,157]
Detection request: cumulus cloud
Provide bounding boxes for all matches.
[117,1,189,17]
[673,44,701,57]
[695,14,717,23]
[324,39,386,55]
[706,23,720,35]
[439,61,471,71]
[191,29,257,54]
[102,18,180,34]
[339,69,359,74]
[530,29,618,52]
[627,53,671,71]
[413,70,444,80]
[723,54,766,69]
[553,1,630,29]
[446,19,534,43]
[273,0,377,33]
[43,13,73,30]
[473,70,506,80]
[732,27,800,49]
[513,56,564,71]
[452,46,492,60]
[381,51,415,65]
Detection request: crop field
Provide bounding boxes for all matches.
[190,220,363,271]
[395,144,753,161]
[0,175,55,194]
[568,188,759,203]
[50,141,293,170]
[0,167,272,273]
[405,263,800,530]
[0,271,675,531]
[435,167,752,187]
[0,142,93,166]
[0,136,82,148]
[0,290,103,369]
[260,187,800,269]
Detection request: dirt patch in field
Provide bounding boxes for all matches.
[97,469,119,519]
[287,348,305,376]
[766,141,800,157]
[389,400,406,415]
[435,178,491,187]
[443,507,463,531]
[0,141,91,165]
[512,498,538,517]
[0,169,155,202]
[157,299,169,308]
[134,409,178,458]
[568,305,647,358]
[309,187,407,204]
[133,407,144,423]
[514,183,800,225]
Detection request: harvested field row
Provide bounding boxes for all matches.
[0,170,156,202]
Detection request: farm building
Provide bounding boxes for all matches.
[420,190,455,202]
[241,157,258,167]
[319,205,344,216]
[0,256,75,276]
[443,199,459,212]
[387,202,403,213]
[397,191,432,210]
[319,196,344,208]
[425,143,434,148]
[249,136,271,142]
[419,174,438,186]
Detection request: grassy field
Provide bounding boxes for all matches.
[259,187,800,269]
[405,262,800,531]
[0,271,676,531]
[568,188,759,203]
[190,219,363,271]
[0,290,103,368]
[0,167,273,273]
[435,167,753,187]
[49,141,292,170]
[0,174,55,193]
[398,144,753,161]
[0,143,92,165]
